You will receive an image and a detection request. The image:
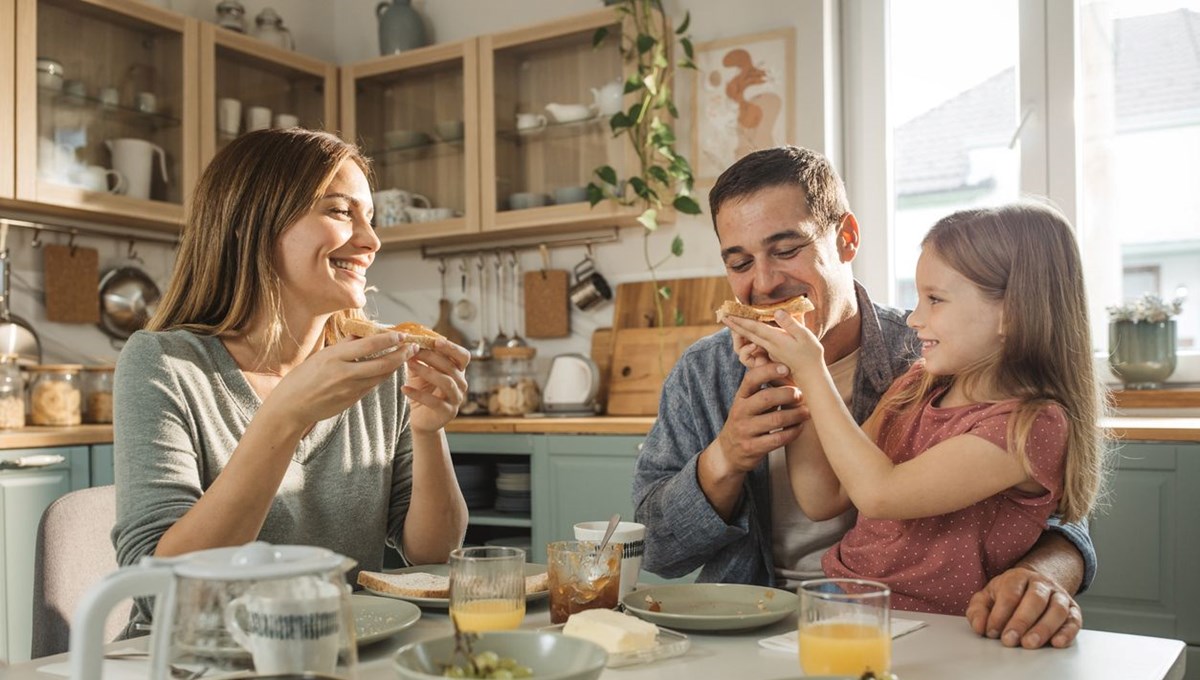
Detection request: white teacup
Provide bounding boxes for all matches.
[135,91,157,114]
[574,521,645,600]
[274,113,299,128]
[372,189,431,227]
[218,98,242,135]
[246,105,272,132]
[223,577,342,676]
[79,165,126,194]
[515,112,547,131]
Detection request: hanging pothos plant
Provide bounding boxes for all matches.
[588,0,702,328]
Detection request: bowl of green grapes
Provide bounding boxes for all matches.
[392,631,607,680]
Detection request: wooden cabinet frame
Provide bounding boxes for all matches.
[0,0,15,199]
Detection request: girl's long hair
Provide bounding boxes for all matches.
[149,129,372,365]
[866,203,1106,523]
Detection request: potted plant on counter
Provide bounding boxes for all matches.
[588,0,702,328]
[1107,293,1185,389]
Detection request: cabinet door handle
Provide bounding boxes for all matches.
[1,454,67,469]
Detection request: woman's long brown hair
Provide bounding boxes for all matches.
[866,203,1106,523]
[149,129,372,365]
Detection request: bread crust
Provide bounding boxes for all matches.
[715,296,815,324]
[342,318,444,349]
[355,569,551,598]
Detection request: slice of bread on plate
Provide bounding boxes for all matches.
[524,572,549,594]
[357,571,450,598]
[715,296,814,324]
[342,318,444,349]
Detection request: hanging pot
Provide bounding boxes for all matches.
[0,248,42,366]
[97,266,160,340]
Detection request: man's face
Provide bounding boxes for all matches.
[715,184,858,343]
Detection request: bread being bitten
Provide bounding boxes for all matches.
[715,296,814,324]
[342,318,444,349]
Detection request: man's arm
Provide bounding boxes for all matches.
[967,530,1088,648]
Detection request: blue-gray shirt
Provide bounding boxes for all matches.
[632,282,1096,589]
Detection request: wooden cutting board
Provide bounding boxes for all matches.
[43,244,100,323]
[524,270,570,338]
[612,275,733,329]
[606,324,722,416]
[590,327,614,413]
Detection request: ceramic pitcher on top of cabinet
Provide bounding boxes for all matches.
[376,0,428,55]
[105,138,169,201]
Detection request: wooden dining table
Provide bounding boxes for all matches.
[3,595,1185,680]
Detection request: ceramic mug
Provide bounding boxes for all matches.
[274,113,299,128]
[79,165,126,194]
[224,577,342,676]
[135,91,157,114]
[218,98,242,135]
[574,521,645,601]
[568,256,612,311]
[98,87,120,108]
[246,106,272,132]
[372,189,431,227]
[515,112,547,131]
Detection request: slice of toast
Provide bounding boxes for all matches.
[524,572,549,594]
[715,296,815,324]
[357,571,450,598]
[342,318,444,349]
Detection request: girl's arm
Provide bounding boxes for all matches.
[784,419,852,520]
[724,312,1039,520]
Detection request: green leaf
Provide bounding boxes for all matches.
[673,195,702,215]
[651,125,676,146]
[654,52,669,68]
[637,208,659,232]
[648,165,670,185]
[681,37,694,61]
[658,285,672,299]
[629,176,650,199]
[596,165,618,186]
[592,26,608,49]
[586,182,605,206]
[609,112,632,133]
[624,75,641,94]
[671,234,684,256]
[680,59,696,70]
[626,102,643,123]
[666,99,679,118]
[675,11,691,35]
[674,308,686,327]
[637,34,657,55]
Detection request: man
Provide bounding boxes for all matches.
[632,146,1095,649]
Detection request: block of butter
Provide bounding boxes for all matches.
[562,609,659,653]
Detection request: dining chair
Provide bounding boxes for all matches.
[31,484,128,658]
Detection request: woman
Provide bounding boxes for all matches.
[112,128,469,631]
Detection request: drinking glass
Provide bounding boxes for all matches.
[448,546,526,632]
[798,578,891,677]
[546,540,621,624]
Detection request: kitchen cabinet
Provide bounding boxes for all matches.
[1,0,15,199]
[12,0,199,231]
[0,445,89,664]
[341,7,655,249]
[1077,442,1200,679]
[198,22,337,168]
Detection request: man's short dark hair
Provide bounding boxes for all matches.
[708,145,850,233]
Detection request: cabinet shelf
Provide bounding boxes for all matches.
[367,137,465,162]
[39,87,182,130]
[468,509,533,528]
[498,114,605,143]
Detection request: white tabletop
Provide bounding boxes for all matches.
[6,598,1186,680]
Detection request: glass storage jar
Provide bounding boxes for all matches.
[27,364,83,426]
[0,355,25,429]
[82,365,115,424]
[462,357,492,416]
[489,346,541,416]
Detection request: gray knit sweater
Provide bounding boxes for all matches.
[111,329,413,632]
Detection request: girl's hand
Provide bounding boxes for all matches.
[402,338,470,433]
[723,311,825,388]
[732,330,770,369]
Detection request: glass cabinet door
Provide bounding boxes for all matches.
[199,23,337,167]
[15,0,196,229]
[342,40,479,248]
[1,0,16,199]
[481,8,642,234]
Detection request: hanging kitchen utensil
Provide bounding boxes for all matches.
[490,252,509,350]
[454,258,475,321]
[470,255,490,359]
[44,239,101,323]
[431,258,466,346]
[0,225,42,366]
[505,250,528,348]
[524,244,569,338]
[97,243,160,340]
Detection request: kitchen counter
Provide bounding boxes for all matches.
[2,416,1198,450]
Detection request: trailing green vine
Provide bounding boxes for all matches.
[588,0,702,328]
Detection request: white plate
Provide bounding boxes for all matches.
[361,563,550,609]
[539,622,690,667]
[352,593,422,645]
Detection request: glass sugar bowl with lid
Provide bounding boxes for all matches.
[0,354,25,429]
[27,364,83,426]
[489,346,541,416]
[82,365,116,424]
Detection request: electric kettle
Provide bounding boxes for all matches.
[71,542,359,680]
[542,353,601,414]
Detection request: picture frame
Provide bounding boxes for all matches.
[691,28,796,185]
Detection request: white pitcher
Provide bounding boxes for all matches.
[105,138,169,200]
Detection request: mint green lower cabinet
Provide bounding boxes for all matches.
[0,446,90,664]
[1077,442,1200,678]
[539,435,642,545]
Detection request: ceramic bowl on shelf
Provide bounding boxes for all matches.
[384,129,430,150]
[434,119,464,142]
[36,57,64,91]
[508,192,549,210]
[553,186,588,205]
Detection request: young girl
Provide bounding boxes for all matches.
[723,202,1105,615]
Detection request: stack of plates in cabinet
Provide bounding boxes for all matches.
[493,463,531,514]
[455,462,494,510]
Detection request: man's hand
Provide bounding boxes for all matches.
[965,566,1082,648]
[715,361,808,474]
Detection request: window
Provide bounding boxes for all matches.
[845,0,1200,378]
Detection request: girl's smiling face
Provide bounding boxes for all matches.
[275,159,379,319]
[907,247,1005,377]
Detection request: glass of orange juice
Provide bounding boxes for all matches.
[448,546,526,632]
[798,578,891,677]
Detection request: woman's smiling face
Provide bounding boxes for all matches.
[275,159,379,319]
